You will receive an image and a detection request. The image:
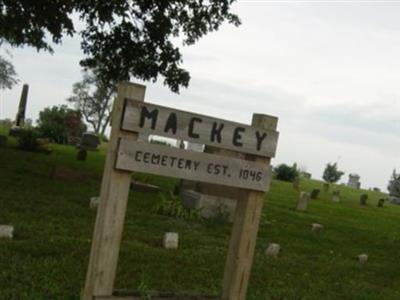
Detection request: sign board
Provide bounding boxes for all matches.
[121,98,279,157]
[116,139,271,191]
[83,82,280,300]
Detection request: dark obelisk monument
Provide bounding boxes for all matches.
[15,84,29,127]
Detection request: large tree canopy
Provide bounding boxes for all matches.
[0,1,240,92]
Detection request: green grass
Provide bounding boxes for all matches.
[1,132,399,300]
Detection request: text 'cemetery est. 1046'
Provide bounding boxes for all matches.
[116,98,279,191]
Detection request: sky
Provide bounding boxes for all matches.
[1,0,400,190]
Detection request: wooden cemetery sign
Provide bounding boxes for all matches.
[82,82,279,300]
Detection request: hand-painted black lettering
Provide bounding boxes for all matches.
[151,154,160,164]
[255,131,267,151]
[140,106,158,129]
[143,152,150,163]
[188,117,202,139]
[161,155,168,166]
[210,122,224,143]
[135,151,142,162]
[178,158,185,169]
[164,112,177,134]
[233,127,245,147]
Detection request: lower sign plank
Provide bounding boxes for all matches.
[116,139,271,192]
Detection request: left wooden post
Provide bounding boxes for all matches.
[82,82,146,300]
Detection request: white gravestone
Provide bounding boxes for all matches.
[0,225,14,239]
[163,232,179,249]
[357,254,368,264]
[296,192,309,212]
[90,197,100,209]
[311,223,324,232]
[265,243,280,257]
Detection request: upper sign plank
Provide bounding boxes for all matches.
[121,98,279,157]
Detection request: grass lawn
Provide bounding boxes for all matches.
[1,131,400,300]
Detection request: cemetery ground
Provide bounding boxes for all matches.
[1,132,400,300]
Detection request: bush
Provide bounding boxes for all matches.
[274,164,299,182]
[36,105,86,144]
[17,129,39,151]
[322,162,344,184]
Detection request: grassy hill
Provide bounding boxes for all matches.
[1,133,399,300]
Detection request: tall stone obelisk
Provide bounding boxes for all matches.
[15,84,29,127]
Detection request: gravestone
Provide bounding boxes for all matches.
[163,232,179,249]
[357,254,368,264]
[292,177,300,190]
[181,189,236,221]
[265,243,280,257]
[310,188,320,199]
[90,197,99,209]
[80,133,100,150]
[347,174,360,189]
[296,191,309,212]
[180,144,241,221]
[0,225,14,239]
[0,135,7,147]
[331,190,340,202]
[311,223,324,233]
[360,194,368,206]
[377,198,385,208]
[373,187,381,192]
[15,84,29,127]
[77,148,87,161]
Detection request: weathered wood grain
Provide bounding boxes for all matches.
[116,139,272,192]
[82,83,146,300]
[121,99,279,157]
[222,114,278,300]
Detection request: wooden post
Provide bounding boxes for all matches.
[82,82,146,300]
[222,114,278,300]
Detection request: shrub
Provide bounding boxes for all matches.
[155,192,201,221]
[322,162,344,184]
[36,105,86,144]
[274,164,299,182]
[17,129,39,151]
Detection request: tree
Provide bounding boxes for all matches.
[0,54,18,90]
[0,1,240,93]
[36,105,86,144]
[388,169,400,197]
[322,162,344,184]
[67,71,115,135]
[274,163,299,182]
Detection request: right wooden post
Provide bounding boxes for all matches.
[222,114,278,300]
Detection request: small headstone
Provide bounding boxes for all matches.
[377,198,385,208]
[292,178,300,190]
[311,223,324,232]
[0,135,7,147]
[265,243,280,257]
[323,183,330,192]
[163,232,179,249]
[310,188,320,199]
[89,197,99,209]
[296,191,309,212]
[80,133,100,150]
[77,148,87,161]
[360,194,368,206]
[331,190,340,202]
[0,225,14,239]
[373,187,381,192]
[357,254,368,264]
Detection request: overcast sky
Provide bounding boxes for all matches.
[1,1,399,190]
